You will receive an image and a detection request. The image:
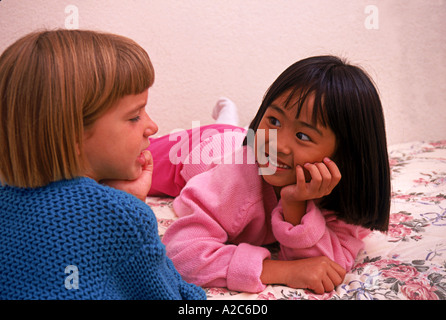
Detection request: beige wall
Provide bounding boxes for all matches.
[1,0,445,145]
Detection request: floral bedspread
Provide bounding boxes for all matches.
[146,140,446,300]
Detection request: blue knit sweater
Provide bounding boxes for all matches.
[0,177,206,300]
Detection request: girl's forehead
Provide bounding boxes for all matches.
[271,89,329,128]
[271,90,313,115]
[271,93,311,119]
[274,88,311,106]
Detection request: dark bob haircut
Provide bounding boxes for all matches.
[245,55,390,232]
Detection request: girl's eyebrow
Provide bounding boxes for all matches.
[268,104,286,115]
[297,120,323,137]
[125,104,146,116]
[269,104,323,136]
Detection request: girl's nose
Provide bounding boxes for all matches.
[144,114,158,138]
[275,131,292,155]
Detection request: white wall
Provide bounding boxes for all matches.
[1,0,445,145]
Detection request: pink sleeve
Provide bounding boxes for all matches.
[162,165,271,293]
[271,200,370,271]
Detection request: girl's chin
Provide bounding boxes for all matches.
[129,168,143,180]
[261,174,294,188]
[117,166,142,181]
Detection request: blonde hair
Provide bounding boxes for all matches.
[0,29,154,188]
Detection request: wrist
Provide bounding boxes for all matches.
[281,199,307,226]
[260,259,287,285]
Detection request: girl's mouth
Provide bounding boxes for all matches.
[266,154,291,170]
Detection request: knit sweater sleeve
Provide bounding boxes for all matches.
[270,200,371,271]
[106,238,206,299]
[103,193,206,300]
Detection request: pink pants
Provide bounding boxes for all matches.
[147,124,242,197]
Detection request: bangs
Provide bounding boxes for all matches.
[282,86,331,129]
[81,31,155,128]
[113,37,154,97]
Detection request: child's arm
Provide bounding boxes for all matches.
[162,161,273,293]
[273,157,368,270]
[271,200,371,270]
[163,212,271,293]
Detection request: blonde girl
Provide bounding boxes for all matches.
[0,29,206,300]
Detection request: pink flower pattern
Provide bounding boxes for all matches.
[401,279,439,300]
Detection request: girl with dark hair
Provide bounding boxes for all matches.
[147,55,391,294]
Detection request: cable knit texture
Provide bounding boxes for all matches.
[0,177,206,300]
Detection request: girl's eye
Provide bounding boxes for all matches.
[268,117,281,127]
[129,115,141,122]
[296,132,311,141]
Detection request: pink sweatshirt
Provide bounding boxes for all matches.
[161,131,370,293]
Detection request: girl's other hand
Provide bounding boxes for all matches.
[284,256,346,294]
[101,150,154,202]
[261,256,346,294]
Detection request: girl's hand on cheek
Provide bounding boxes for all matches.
[280,158,341,225]
[281,157,341,203]
[101,150,154,202]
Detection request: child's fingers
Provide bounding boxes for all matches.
[322,261,345,293]
[314,157,341,196]
[304,163,322,186]
[311,281,326,295]
[141,150,154,194]
[142,150,154,172]
[323,157,342,187]
[321,275,335,293]
[327,265,344,287]
[295,165,307,188]
[304,163,331,196]
[314,162,333,194]
[329,259,347,281]
[288,159,341,201]
[299,159,342,199]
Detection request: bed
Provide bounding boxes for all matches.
[146,140,446,300]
